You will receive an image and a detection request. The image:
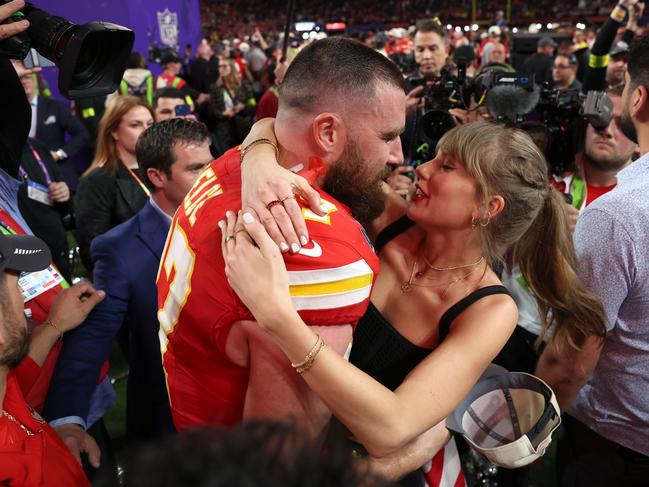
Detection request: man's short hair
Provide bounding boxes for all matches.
[136,119,209,190]
[153,87,185,109]
[278,37,405,113]
[413,18,446,39]
[627,34,649,91]
[556,53,577,66]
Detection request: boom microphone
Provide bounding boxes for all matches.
[486,84,540,125]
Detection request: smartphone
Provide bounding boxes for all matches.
[23,48,56,68]
[174,104,192,117]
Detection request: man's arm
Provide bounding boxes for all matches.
[43,235,130,424]
[535,333,603,411]
[55,100,90,159]
[229,321,353,440]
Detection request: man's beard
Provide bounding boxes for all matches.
[322,140,389,225]
[620,97,639,144]
[585,144,630,173]
[0,305,29,369]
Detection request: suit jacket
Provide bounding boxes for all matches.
[43,201,175,443]
[36,96,90,158]
[75,163,149,270]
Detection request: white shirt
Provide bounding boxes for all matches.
[29,95,39,139]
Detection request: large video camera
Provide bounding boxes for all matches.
[480,70,613,175]
[408,59,473,160]
[0,1,134,99]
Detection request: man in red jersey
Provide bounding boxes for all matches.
[157,37,406,436]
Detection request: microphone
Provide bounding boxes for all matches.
[486,84,540,125]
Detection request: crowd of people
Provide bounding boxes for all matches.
[1,0,648,485]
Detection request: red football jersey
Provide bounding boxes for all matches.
[157,148,379,430]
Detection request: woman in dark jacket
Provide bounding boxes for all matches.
[209,59,255,149]
[75,95,154,270]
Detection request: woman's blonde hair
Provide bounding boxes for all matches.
[84,95,154,176]
[218,59,242,89]
[438,121,607,351]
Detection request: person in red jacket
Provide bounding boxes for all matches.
[0,233,103,486]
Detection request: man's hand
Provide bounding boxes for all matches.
[628,1,645,25]
[0,0,29,41]
[47,281,106,333]
[619,0,639,9]
[49,181,70,203]
[197,92,210,104]
[565,203,579,236]
[386,165,415,198]
[54,423,101,468]
[405,85,425,117]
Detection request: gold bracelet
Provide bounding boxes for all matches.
[43,319,63,341]
[240,138,279,165]
[296,341,325,375]
[291,333,324,369]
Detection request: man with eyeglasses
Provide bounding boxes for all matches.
[552,53,582,92]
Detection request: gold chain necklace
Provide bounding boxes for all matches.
[1,409,41,436]
[423,255,485,272]
[401,258,482,296]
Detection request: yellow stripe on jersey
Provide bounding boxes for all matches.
[289,274,373,296]
[287,259,373,311]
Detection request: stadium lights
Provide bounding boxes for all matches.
[295,21,316,32]
[512,27,518,33]
[471,24,478,31]
[464,25,470,32]
[455,26,462,32]
[446,24,452,30]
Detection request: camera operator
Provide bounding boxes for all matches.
[496,85,637,376]
[401,19,449,159]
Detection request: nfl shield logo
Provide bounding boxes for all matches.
[157,9,179,48]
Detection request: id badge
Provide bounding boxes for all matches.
[27,180,53,206]
[19,266,63,301]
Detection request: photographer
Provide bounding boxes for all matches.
[401,19,449,162]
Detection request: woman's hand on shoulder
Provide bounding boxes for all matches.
[220,210,294,329]
[240,118,324,253]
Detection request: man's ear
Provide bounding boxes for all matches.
[633,85,649,120]
[146,168,165,191]
[311,112,346,158]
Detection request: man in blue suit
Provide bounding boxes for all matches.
[15,60,90,189]
[43,119,212,465]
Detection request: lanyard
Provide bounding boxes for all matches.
[126,166,151,197]
[19,141,53,185]
[0,219,18,235]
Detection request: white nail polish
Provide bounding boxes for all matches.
[291,243,300,253]
[243,212,255,224]
[218,220,224,229]
[280,242,289,252]
[226,210,233,218]
[300,235,308,246]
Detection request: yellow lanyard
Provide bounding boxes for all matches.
[126,166,151,197]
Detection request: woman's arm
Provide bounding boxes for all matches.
[221,211,518,457]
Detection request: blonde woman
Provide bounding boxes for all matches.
[221,121,607,480]
[75,96,154,270]
[209,59,255,148]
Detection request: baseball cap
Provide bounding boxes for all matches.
[537,36,557,49]
[610,40,629,57]
[0,234,51,274]
[446,364,561,469]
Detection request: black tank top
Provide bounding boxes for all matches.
[350,216,511,390]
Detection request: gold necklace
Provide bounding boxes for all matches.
[1,409,41,436]
[423,255,485,271]
[401,258,482,296]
